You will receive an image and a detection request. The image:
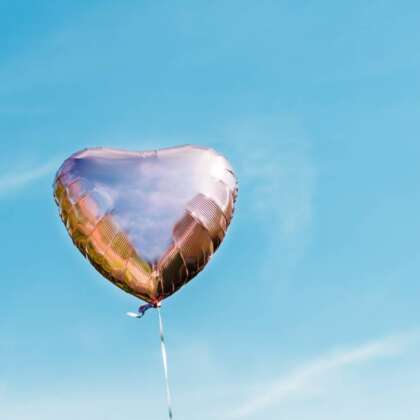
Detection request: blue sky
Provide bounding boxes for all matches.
[1,1,420,419]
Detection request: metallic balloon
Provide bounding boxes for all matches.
[53,145,238,304]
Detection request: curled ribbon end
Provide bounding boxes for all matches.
[126,302,158,319]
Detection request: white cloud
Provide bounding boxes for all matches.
[0,160,58,197]
[229,331,417,419]
[210,115,318,286]
[222,116,317,239]
[0,331,418,420]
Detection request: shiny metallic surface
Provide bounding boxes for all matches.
[53,145,238,304]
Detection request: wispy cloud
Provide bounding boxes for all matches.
[223,116,317,239]
[0,160,58,197]
[229,331,417,419]
[212,115,318,287]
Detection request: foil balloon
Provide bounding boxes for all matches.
[53,145,238,304]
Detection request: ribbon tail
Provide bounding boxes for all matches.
[138,302,156,317]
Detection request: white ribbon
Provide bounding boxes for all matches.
[158,307,173,419]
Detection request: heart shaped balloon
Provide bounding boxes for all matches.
[53,145,238,304]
